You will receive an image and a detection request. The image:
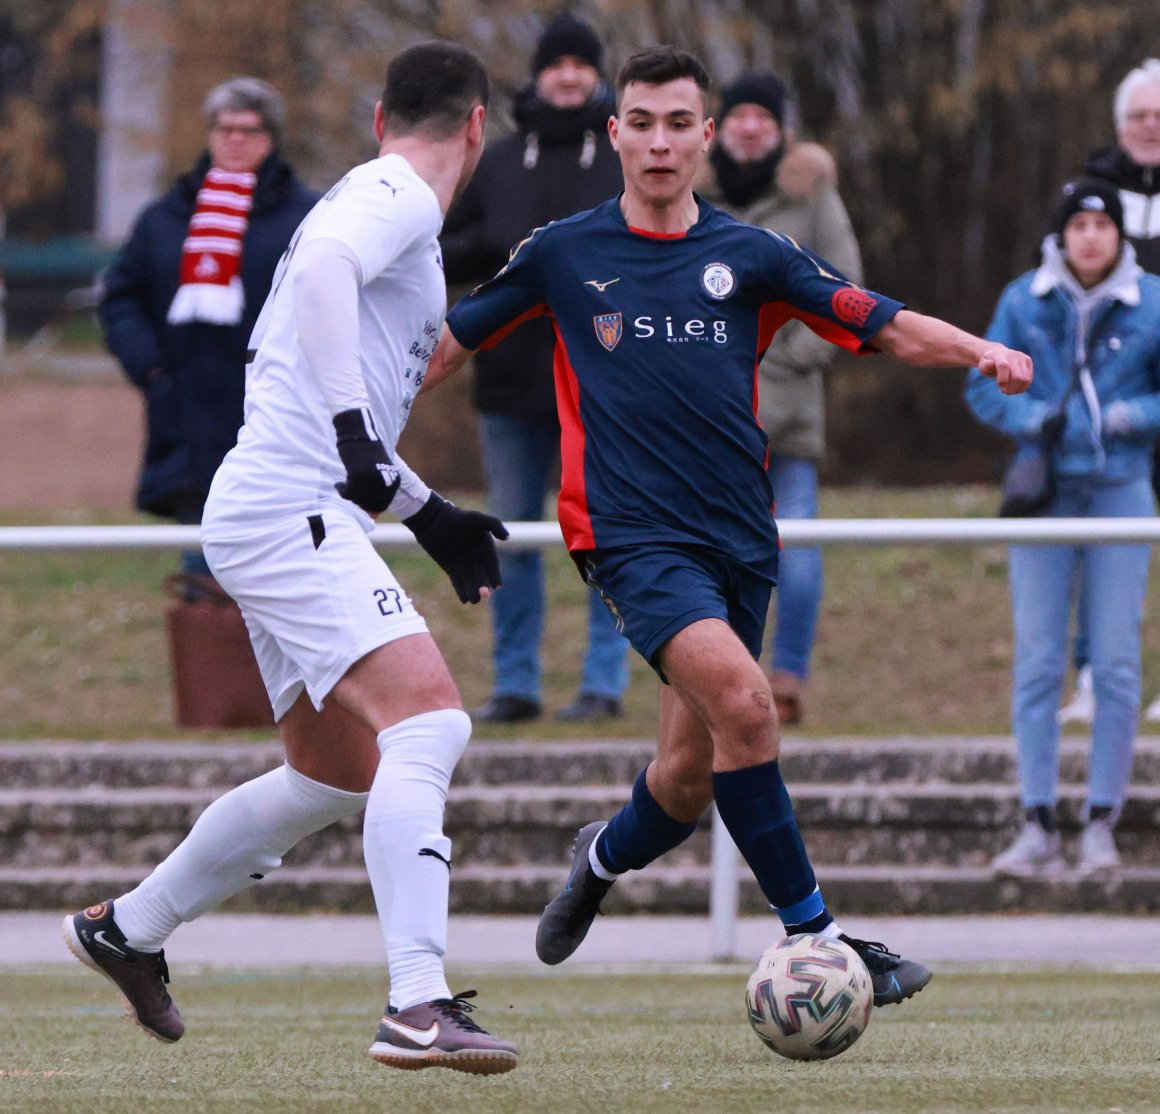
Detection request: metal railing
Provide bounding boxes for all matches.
[5,515,1160,958]
[7,516,1160,550]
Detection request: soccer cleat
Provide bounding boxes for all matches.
[838,935,933,1007]
[991,820,1066,879]
[62,899,185,1043]
[368,990,518,1074]
[1076,817,1121,875]
[535,821,614,965]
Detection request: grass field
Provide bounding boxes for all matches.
[5,487,1160,739]
[2,967,1159,1113]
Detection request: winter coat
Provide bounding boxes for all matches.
[1087,145,1160,275]
[964,239,1160,485]
[697,142,862,463]
[99,150,318,517]
[441,84,623,422]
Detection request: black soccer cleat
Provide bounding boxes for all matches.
[63,899,185,1042]
[368,989,518,1074]
[535,821,614,965]
[839,934,933,1007]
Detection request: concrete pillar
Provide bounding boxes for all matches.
[95,0,173,245]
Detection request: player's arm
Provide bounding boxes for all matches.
[421,324,474,394]
[425,224,553,396]
[872,309,1033,396]
[292,236,406,514]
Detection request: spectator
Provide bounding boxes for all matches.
[440,14,630,724]
[696,72,861,725]
[1061,58,1160,724]
[965,178,1160,878]
[99,77,317,577]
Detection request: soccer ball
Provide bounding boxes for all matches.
[745,933,873,1061]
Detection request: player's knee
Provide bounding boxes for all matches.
[653,752,713,813]
[710,684,779,762]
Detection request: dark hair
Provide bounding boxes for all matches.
[381,41,490,140]
[615,46,710,106]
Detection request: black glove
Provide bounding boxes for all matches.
[404,492,509,604]
[332,408,400,514]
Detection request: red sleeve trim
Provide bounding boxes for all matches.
[476,303,551,350]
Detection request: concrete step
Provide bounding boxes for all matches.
[9,863,1160,916]
[5,783,1160,871]
[5,737,1160,790]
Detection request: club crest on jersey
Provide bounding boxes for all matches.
[832,286,877,326]
[594,312,623,352]
[701,262,735,300]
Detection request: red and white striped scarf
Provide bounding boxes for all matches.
[167,167,257,325]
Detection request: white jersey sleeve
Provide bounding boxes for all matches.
[292,237,368,415]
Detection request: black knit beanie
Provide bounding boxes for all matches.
[717,72,787,126]
[1052,177,1125,239]
[532,14,604,76]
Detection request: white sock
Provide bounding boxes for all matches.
[587,826,619,880]
[114,764,369,951]
[364,709,470,1011]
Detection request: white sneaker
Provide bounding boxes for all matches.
[1144,693,1160,723]
[1076,818,1121,875]
[992,822,1065,879]
[1058,665,1095,725]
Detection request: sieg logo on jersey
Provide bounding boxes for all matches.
[701,262,735,300]
[633,315,729,345]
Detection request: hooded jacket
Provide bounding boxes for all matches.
[1086,145,1160,275]
[697,141,861,463]
[99,150,318,517]
[965,237,1160,484]
[441,83,622,421]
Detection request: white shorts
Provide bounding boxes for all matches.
[202,506,428,720]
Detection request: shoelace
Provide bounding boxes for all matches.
[840,936,900,971]
[431,990,486,1033]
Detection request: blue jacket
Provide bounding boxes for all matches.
[99,151,317,517]
[965,241,1160,484]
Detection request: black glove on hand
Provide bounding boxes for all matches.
[333,408,400,514]
[404,492,509,604]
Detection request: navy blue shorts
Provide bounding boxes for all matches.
[575,543,777,675]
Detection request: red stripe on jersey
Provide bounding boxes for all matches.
[627,224,688,240]
[761,301,873,354]
[552,321,595,551]
[476,303,551,351]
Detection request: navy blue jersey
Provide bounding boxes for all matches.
[448,196,903,567]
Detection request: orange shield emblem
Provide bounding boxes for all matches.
[593,313,623,352]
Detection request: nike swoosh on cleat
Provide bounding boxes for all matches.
[92,929,128,959]
[379,1017,440,1048]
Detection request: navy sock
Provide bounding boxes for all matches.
[712,760,830,931]
[596,769,698,873]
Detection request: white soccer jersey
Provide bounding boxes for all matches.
[206,153,445,527]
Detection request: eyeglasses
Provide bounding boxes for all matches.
[211,124,269,138]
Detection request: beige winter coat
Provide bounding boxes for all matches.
[697,142,862,463]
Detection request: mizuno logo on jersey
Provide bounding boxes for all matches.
[585,277,621,292]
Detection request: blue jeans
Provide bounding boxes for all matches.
[768,454,822,679]
[1009,476,1152,812]
[479,413,630,701]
